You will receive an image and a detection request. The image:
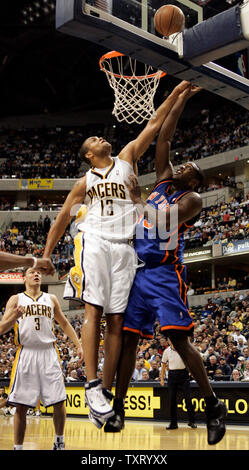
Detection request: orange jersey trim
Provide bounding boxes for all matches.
[153,179,173,192]
[161,323,195,332]
[123,326,153,339]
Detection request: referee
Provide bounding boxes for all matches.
[160,339,197,429]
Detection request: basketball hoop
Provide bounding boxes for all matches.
[99,51,166,125]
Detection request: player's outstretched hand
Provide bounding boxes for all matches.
[179,83,202,101]
[174,80,191,95]
[125,174,143,205]
[36,258,55,275]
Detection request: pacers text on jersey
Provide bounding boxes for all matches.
[87,182,126,203]
[20,304,52,319]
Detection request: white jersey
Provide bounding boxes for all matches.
[77,156,137,241]
[15,292,56,348]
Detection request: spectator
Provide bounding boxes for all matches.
[141,370,151,381]
[132,360,147,381]
[227,345,240,369]
[205,355,218,380]
[241,361,249,381]
[149,360,160,381]
[230,369,241,381]
[66,370,78,382]
[218,357,232,376]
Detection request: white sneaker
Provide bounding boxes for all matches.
[53,441,65,450]
[35,410,41,416]
[88,411,105,429]
[85,379,114,419]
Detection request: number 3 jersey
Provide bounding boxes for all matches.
[15,292,56,348]
[77,156,137,241]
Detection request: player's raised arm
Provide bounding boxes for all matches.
[118,80,190,165]
[155,84,202,181]
[43,176,86,258]
[0,295,24,335]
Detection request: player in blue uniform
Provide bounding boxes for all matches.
[105,84,227,445]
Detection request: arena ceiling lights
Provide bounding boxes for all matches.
[21,0,55,25]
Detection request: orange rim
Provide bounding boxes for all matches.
[99,50,166,80]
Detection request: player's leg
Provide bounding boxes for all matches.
[14,404,28,449]
[105,266,154,432]
[104,330,140,432]
[8,348,40,449]
[96,241,138,430]
[152,264,227,444]
[180,372,196,427]
[40,347,67,449]
[103,242,137,392]
[166,330,227,445]
[52,401,66,450]
[74,235,114,424]
[103,313,124,392]
[81,303,103,381]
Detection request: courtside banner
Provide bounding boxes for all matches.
[41,386,160,418]
[38,382,249,423]
[18,178,54,190]
[0,272,23,283]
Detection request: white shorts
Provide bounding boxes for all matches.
[64,232,137,314]
[8,345,66,408]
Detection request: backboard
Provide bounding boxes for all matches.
[56,0,249,110]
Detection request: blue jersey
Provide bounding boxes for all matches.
[134,179,198,267]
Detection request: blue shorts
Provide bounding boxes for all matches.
[123,264,194,338]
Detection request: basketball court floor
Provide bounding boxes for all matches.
[0,415,248,451]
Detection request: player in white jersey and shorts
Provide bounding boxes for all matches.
[43,80,191,428]
[3,266,83,450]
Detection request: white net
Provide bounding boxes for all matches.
[99,52,166,125]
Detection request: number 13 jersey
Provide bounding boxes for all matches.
[77,157,137,241]
[15,292,56,348]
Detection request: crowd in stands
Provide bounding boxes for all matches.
[111,104,249,175]
[1,290,249,386]
[0,219,74,278]
[0,125,104,179]
[0,101,248,179]
[184,191,249,251]
[0,197,65,211]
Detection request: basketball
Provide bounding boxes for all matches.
[154,4,185,37]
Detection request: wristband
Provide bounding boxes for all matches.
[32,257,38,268]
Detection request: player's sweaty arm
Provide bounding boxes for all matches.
[43,176,86,258]
[52,295,84,362]
[118,80,191,165]
[125,175,202,232]
[155,84,202,181]
[0,295,24,335]
[0,252,54,275]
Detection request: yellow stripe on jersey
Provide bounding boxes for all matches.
[14,322,20,346]
[24,291,43,302]
[69,232,84,299]
[8,345,22,395]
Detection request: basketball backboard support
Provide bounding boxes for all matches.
[56,0,249,110]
